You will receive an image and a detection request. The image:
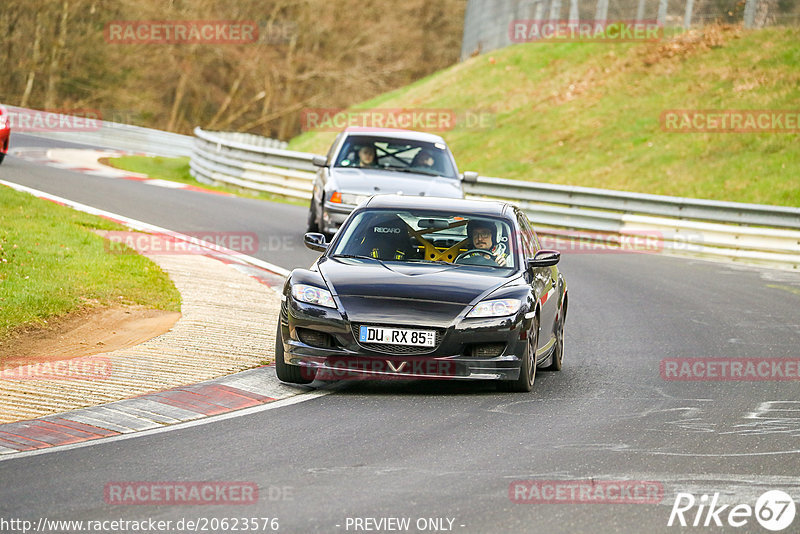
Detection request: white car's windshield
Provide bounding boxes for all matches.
[334,136,458,179]
[331,209,516,270]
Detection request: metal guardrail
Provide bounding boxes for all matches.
[190,128,315,199]
[190,128,800,270]
[6,106,194,157]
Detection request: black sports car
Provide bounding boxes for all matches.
[276,195,567,392]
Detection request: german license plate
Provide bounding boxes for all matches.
[359,325,436,347]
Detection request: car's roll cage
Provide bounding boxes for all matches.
[334,211,514,267]
[334,136,456,178]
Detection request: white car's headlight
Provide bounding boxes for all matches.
[467,298,521,318]
[340,193,368,205]
[292,284,336,308]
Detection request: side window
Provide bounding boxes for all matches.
[327,133,343,163]
[523,213,542,251]
[531,228,542,251]
[516,213,536,259]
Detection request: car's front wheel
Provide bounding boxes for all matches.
[275,321,316,384]
[499,315,538,392]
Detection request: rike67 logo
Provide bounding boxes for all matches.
[668,490,796,531]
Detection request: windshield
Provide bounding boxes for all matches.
[334,135,458,179]
[331,209,517,271]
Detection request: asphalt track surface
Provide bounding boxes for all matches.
[2,133,800,533]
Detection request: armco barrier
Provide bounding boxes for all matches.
[189,128,800,270]
[5,105,193,157]
[190,128,313,199]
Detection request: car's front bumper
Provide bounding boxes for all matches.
[280,298,529,381]
[321,204,355,235]
[283,350,522,381]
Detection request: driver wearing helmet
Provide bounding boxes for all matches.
[465,220,507,266]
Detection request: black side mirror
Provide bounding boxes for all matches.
[304,232,328,252]
[527,249,560,269]
[312,155,328,167]
[461,171,479,183]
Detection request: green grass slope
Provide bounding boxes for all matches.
[290,26,800,207]
[0,186,181,344]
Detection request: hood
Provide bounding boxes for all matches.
[318,257,511,326]
[329,167,462,199]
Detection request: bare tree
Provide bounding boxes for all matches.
[0,0,467,139]
[45,1,70,110]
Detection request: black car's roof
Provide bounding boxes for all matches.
[363,194,513,217]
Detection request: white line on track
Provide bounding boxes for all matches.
[0,179,291,277]
[0,179,320,461]
[0,389,334,462]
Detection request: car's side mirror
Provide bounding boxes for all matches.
[304,232,328,252]
[312,155,328,167]
[461,171,479,183]
[527,249,560,269]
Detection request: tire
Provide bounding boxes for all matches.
[275,321,315,384]
[499,315,538,392]
[306,200,319,233]
[542,308,564,372]
[0,153,5,165]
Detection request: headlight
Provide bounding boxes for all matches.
[467,298,521,318]
[340,193,360,205]
[333,192,367,205]
[291,284,336,308]
[0,117,7,129]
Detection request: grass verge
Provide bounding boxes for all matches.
[104,155,307,207]
[0,185,181,344]
[290,26,800,207]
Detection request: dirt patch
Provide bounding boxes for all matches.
[0,306,181,368]
[642,24,741,66]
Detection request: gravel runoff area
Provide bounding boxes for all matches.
[0,245,282,424]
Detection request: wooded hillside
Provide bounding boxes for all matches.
[0,0,466,139]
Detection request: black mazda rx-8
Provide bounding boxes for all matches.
[276,194,567,392]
